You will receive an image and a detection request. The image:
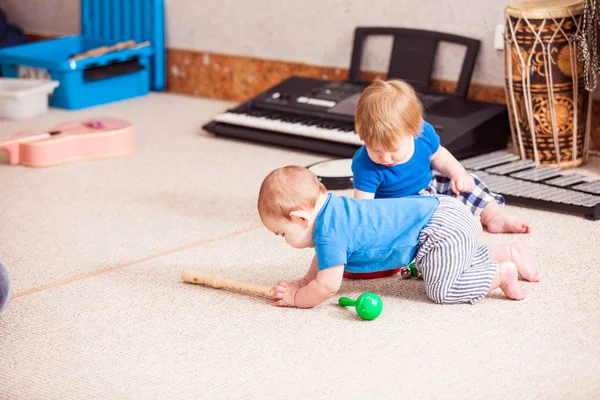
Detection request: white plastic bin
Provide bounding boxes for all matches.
[0,78,59,119]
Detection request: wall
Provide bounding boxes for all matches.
[0,0,79,35]
[1,0,511,85]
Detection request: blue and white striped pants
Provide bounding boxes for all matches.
[414,196,498,304]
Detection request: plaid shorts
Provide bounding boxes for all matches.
[418,173,505,216]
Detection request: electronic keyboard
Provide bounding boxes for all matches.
[203,76,511,160]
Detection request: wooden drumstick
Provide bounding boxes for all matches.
[181,270,274,298]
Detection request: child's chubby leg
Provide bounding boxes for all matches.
[488,261,526,300]
[487,242,540,282]
[480,201,531,234]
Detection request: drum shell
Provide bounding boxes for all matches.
[504,1,591,168]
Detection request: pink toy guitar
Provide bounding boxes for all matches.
[0,117,134,167]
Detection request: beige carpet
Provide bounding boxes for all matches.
[0,92,599,400]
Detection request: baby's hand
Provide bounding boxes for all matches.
[272,280,300,307]
[451,173,475,194]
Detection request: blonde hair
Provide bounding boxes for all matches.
[355,78,423,149]
[257,166,327,222]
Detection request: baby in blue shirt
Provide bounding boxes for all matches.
[351,79,530,234]
[257,166,539,308]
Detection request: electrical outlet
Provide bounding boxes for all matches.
[494,24,505,50]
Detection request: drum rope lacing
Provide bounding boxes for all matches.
[574,0,600,91]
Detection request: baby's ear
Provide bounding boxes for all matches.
[289,210,310,226]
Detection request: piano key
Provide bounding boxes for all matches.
[545,188,573,202]
[469,171,491,180]
[523,184,559,199]
[470,173,493,183]
[523,185,562,199]
[486,177,522,192]
[478,177,507,191]
[469,169,495,179]
[570,193,600,206]
[510,166,563,182]
[571,180,600,194]
[495,180,536,195]
[581,197,600,207]
[462,153,520,170]
[544,174,590,187]
[213,112,364,146]
[559,192,593,205]
[476,174,508,187]
[506,182,537,197]
[460,151,513,168]
[509,182,546,197]
[485,175,524,188]
[485,159,537,175]
[535,186,572,201]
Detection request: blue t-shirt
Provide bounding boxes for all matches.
[312,194,439,273]
[351,121,441,198]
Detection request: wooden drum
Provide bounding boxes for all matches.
[504,0,592,168]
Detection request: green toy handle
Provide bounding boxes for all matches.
[338,297,356,307]
[338,292,383,320]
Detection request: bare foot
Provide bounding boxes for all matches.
[490,261,526,300]
[482,203,531,234]
[510,242,540,282]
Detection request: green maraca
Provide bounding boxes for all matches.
[338,292,383,320]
